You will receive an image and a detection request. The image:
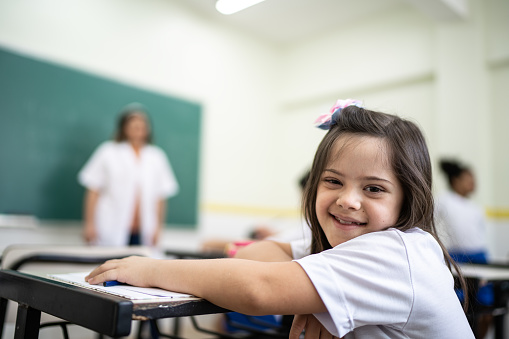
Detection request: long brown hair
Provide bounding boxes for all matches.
[302,105,468,309]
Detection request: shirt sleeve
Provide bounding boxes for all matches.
[155,148,179,198]
[295,230,413,337]
[290,237,311,259]
[77,143,109,191]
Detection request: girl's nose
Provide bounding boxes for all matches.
[336,189,361,210]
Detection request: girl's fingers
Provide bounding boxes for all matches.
[85,259,120,282]
[86,269,119,285]
[319,329,333,339]
[304,319,320,339]
[289,314,307,339]
[290,314,336,339]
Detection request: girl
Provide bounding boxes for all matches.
[86,100,473,338]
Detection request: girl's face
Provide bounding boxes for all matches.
[124,113,149,144]
[316,134,404,247]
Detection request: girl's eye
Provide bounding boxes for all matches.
[365,186,384,193]
[324,178,342,186]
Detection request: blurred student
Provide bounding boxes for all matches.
[78,103,179,246]
[436,159,492,338]
[201,170,312,256]
[436,159,488,264]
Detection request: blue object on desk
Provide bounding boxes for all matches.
[103,280,127,287]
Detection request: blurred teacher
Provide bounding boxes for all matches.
[78,103,179,246]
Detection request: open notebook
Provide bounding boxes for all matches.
[48,272,193,301]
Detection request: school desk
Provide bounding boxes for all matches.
[0,269,229,339]
[458,263,509,339]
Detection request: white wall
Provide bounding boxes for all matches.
[274,5,435,204]
[0,0,508,258]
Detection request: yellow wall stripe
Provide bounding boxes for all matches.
[202,203,300,218]
[486,208,509,220]
[203,204,509,220]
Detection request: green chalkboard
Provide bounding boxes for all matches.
[0,47,201,227]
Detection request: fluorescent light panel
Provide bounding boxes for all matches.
[216,0,266,15]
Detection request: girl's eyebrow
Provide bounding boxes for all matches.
[324,169,342,176]
[364,176,393,184]
[324,169,394,185]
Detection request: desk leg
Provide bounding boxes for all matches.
[494,314,504,339]
[464,278,480,336]
[493,281,506,339]
[0,298,8,339]
[173,318,180,337]
[14,304,41,339]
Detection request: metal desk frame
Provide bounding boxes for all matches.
[459,263,509,339]
[0,269,228,339]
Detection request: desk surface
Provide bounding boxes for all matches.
[0,269,229,337]
[459,264,509,281]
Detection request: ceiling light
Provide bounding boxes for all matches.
[215,0,266,15]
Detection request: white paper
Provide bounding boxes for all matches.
[48,272,192,300]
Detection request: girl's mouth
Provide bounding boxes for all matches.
[334,216,367,226]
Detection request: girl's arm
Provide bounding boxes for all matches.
[234,240,293,262]
[85,256,325,316]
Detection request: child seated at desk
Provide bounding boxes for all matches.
[86,100,474,338]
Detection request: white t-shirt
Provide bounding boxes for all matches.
[294,228,474,339]
[435,191,487,253]
[267,219,312,259]
[78,141,179,246]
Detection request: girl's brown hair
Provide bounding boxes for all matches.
[302,105,467,308]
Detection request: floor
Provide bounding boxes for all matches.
[2,313,225,339]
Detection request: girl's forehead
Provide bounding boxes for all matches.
[327,134,392,168]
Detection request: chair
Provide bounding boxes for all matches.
[0,244,153,339]
[455,262,509,339]
[160,249,292,339]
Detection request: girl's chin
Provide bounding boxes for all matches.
[326,232,362,247]
[326,238,348,248]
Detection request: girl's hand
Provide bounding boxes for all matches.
[290,314,340,339]
[85,256,157,287]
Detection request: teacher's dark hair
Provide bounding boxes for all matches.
[114,103,153,143]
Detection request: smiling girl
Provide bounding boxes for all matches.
[86,100,473,338]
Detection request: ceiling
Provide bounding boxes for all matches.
[175,0,468,46]
[176,0,412,45]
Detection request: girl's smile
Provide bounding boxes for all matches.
[316,134,404,247]
[332,214,367,228]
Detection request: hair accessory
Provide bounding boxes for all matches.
[314,99,363,130]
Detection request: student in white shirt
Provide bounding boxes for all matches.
[86,100,473,338]
[436,159,488,263]
[436,159,492,338]
[78,103,179,247]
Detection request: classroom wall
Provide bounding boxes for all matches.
[0,0,281,210]
[1,0,508,258]
[276,0,509,206]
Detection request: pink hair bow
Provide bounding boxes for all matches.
[314,99,363,130]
